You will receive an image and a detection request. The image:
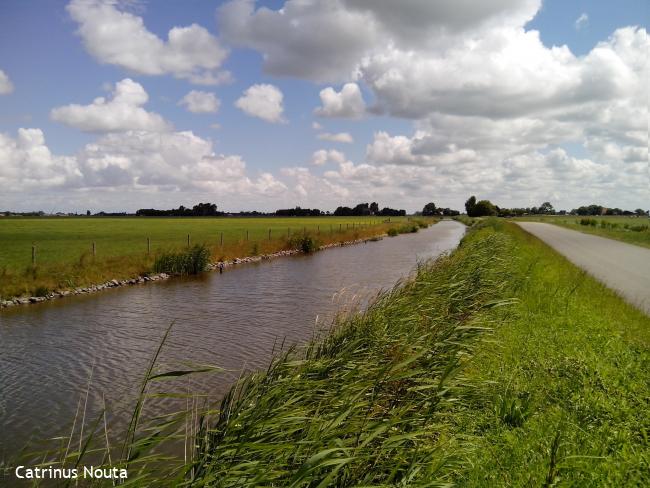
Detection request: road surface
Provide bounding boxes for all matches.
[516,222,650,315]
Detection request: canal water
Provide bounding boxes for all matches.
[0,221,465,456]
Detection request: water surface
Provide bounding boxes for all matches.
[0,221,465,455]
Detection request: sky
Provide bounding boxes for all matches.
[0,0,648,213]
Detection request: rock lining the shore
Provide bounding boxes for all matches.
[0,236,384,309]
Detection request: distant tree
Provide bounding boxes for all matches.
[422,202,438,216]
[370,202,379,215]
[465,196,496,217]
[635,208,648,217]
[539,201,554,214]
[192,202,219,216]
[465,196,477,216]
[334,206,353,216]
[573,204,603,216]
[86,210,91,216]
[353,203,371,215]
[472,200,497,217]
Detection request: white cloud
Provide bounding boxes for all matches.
[67,0,229,84]
[50,79,171,133]
[0,70,14,95]
[315,83,366,119]
[312,121,323,130]
[317,132,354,143]
[311,149,347,166]
[179,90,220,114]
[218,0,542,82]
[0,127,287,205]
[575,13,589,30]
[235,84,286,123]
[0,129,82,189]
[218,0,378,83]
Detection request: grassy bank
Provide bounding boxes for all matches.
[516,215,650,249]
[184,220,649,486]
[11,220,648,486]
[0,216,420,299]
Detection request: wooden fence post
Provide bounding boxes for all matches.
[32,245,36,265]
[147,237,150,255]
[246,230,249,241]
[92,241,96,257]
[187,234,190,247]
[220,232,223,247]
[268,229,271,240]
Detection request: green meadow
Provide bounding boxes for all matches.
[0,216,414,299]
[517,215,650,248]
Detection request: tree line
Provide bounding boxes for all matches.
[463,196,648,218]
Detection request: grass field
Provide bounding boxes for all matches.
[20,219,648,486]
[0,216,417,299]
[516,215,650,248]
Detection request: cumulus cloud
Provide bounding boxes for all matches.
[50,79,171,133]
[575,13,589,30]
[311,149,347,166]
[67,0,229,84]
[218,0,541,82]
[217,0,379,82]
[0,129,81,189]
[235,84,286,123]
[315,83,366,119]
[0,70,14,95]
[0,127,287,205]
[317,132,354,143]
[178,90,220,113]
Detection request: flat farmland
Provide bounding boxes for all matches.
[0,216,414,299]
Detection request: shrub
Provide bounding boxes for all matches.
[33,285,50,297]
[630,225,649,232]
[153,244,210,275]
[579,218,598,227]
[399,223,419,234]
[288,235,320,253]
[387,228,399,237]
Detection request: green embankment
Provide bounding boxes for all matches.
[17,219,648,486]
[0,216,415,299]
[517,215,650,249]
[180,220,648,485]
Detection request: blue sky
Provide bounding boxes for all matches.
[0,0,648,212]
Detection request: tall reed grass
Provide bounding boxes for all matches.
[153,244,211,275]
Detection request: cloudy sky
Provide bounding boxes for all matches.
[0,0,647,213]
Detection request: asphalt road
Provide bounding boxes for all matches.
[516,222,650,315]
